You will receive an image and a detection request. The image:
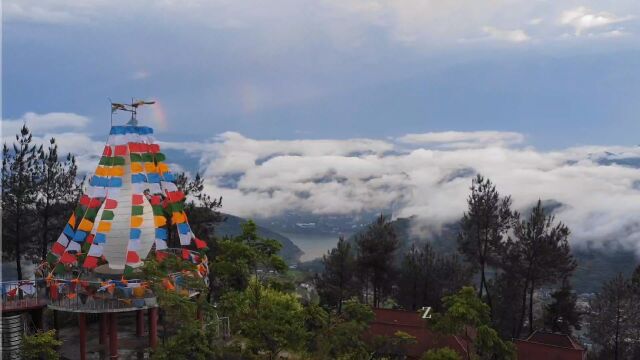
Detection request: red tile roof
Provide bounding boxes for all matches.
[366,308,471,359]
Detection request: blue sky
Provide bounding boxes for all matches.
[4,1,640,254]
[3,0,640,149]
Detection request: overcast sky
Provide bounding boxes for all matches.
[3,1,640,254]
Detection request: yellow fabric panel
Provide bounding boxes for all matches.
[130,216,143,228]
[154,216,167,227]
[97,221,111,233]
[95,167,108,176]
[157,163,170,173]
[68,213,76,228]
[110,166,124,176]
[144,162,157,173]
[171,211,185,224]
[78,218,94,232]
[130,162,143,174]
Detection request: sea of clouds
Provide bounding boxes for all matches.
[4,113,640,256]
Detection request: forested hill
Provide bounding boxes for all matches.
[213,213,303,264]
[346,216,638,293]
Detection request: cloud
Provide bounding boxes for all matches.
[482,26,531,43]
[2,112,90,136]
[397,131,525,149]
[560,6,634,36]
[157,131,640,256]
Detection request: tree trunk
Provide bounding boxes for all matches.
[515,280,529,338]
[614,298,621,360]
[528,280,535,334]
[41,208,50,261]
[15,210,23,281]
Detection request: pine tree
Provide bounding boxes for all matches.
[511,200,576,336]
[543,279,581,334]
[356,214,399,307]
[457,174,514,312]
[316,236,357,313]
[589,273,635,360]
[35,138,80,261]
[2,125,41,280]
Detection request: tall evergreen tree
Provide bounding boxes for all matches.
[589,273,635,360]
[457,174,514,312]
[316,236,357,313]
[356,214,399,307]
[543,279,581,334]
[2,125,41,280]
[511,200,576,335]
[35,138,80,261]
[396,242,471,311]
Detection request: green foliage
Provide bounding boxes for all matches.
[543,279,581,334]
[457,174,514,311]
[422,348,462,360]
[212,219,287,299]
[369,331,417,359]
[2,125,42,279]
[432,287,516,360]
[307,298,375,360]
[396,242,471,312]
[589,272,640,360]
[221,279,307,358]
[21,330,62,360]
[315,236,358,313]
[152,321,217,360]
[356,214,400,307]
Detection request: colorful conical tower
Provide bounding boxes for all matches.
[48,108,207,275]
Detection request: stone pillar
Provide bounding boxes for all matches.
[78,313,87,360]
[148,307,158,350]
[108,313,119,359]
[136,310,144,337]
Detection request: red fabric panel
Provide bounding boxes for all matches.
[114,145,128,156]
[83,256,98,269]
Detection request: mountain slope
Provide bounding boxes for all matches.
[214,213,303,264]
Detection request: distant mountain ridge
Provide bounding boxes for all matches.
[213,213,303,264]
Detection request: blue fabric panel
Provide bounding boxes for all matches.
[155,228,168,239]
[177,223,191,235]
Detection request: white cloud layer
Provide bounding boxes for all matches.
[5,114,640,256]
[166,131,640,256]
[482,26,530,43]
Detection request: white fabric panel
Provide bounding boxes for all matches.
[56,233,70,247]
[101,152,132,270]
[179,232,193,246]
[67,241,81,252]
[155,239,168,250]
[91,203,105,235]
[88,244,103,257]
[137,195,156,260]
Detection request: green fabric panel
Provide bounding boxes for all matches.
[101,210,115,221]
[142,153,154,162]
[171,202,184,212]
[113,156,125,166]
[131,206,144,216]
[99,156,114,166]
[75,207,86,219]
[130,153,142,162]
[155,153,166,162]
[54,263,66,275]
[123,265,134,278]
[84,208,98,220]
[46,252,58,265]
[152,205,165,216]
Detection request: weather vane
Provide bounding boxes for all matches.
[109,98,156,126]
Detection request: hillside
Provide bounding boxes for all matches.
[343,216,638,293]
[213,213,304,264]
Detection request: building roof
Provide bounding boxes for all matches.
[367,308,471,359]
[524,330,585,351]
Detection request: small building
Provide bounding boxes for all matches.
[367,308,471,359]
[515,330,587,360]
